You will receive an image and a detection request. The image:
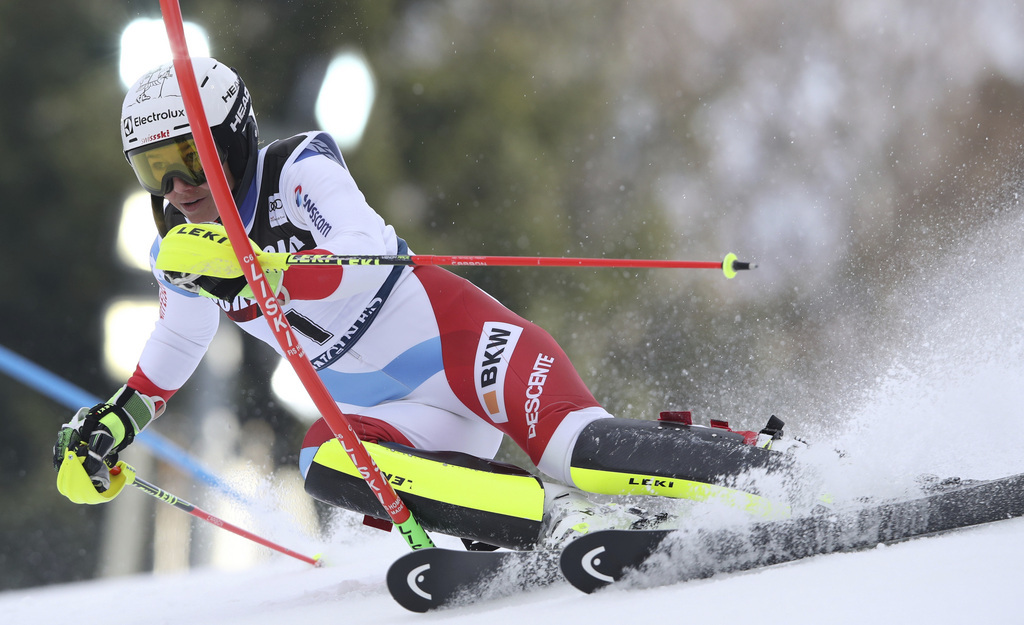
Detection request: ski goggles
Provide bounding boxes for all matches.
[126,135,207,195]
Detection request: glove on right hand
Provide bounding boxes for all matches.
[52,386,159,494]
[52,404,122,492]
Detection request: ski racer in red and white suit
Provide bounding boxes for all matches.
[53,58,798,549]
[141,129,611,487]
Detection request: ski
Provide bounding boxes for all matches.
[386,547,561,612]
[560,471,1024,593]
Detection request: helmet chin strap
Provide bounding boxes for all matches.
[151,194,170,237]
[151,195,192,236]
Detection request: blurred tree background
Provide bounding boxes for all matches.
[3,0,1024,590]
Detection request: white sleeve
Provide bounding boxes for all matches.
[136,283,220,392]
[280,149,397,299]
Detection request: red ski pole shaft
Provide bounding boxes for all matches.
[281,254,745,270]
[274,251,755,278]
[417,256,726,269]
[129,473,321,566]
[159,0,432,549]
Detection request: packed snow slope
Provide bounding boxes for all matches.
[8,187,1024,625]
[3,515,1023,624]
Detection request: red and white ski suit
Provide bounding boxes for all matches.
[132,131,610,484]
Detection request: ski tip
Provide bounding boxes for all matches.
[312,553,325,567]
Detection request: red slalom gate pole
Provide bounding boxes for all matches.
[159,0,433,550]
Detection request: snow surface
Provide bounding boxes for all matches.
[3,515,1023,624]
[8,175,1024,625]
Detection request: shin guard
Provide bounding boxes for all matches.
[304,440,545,549]
[568,418,795,518]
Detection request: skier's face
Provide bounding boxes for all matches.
[164,165,235,224]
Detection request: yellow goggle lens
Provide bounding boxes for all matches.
[127,136,206,195]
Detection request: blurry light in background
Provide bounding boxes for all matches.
[119,19,211,89]
[103,299,160,381]
[270,359,320,423]
[117,191,157,272]
[315,51,376,151]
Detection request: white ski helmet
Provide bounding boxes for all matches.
[120,57,257,196]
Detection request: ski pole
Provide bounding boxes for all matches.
[123,466,322,567]
[264,251,753,279]
[0,344,241,497]
[157,222,757,280]
[160,0,434,550]
[316,251,751,276]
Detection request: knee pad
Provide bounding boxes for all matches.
[303,439,545,549]
[568,418,794,518]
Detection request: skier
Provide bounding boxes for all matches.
[53,57,801,550]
